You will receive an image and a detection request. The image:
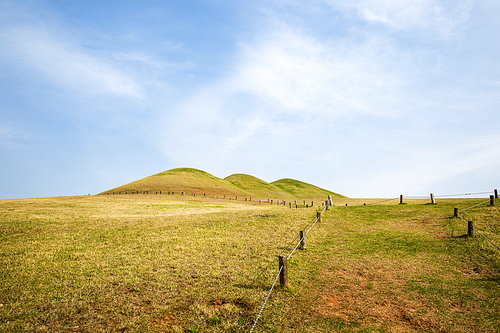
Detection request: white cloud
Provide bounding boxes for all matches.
[353,133,500,197]
[0,123,31,150]
[329,0,474,36]
[0,26,143,99]
[234,28,404,116]
[159,24,407,178]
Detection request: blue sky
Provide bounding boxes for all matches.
[1,0,499,199]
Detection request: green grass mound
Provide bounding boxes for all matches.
[271,178,346,199]
[224,174,291,199]
[102,168,249,196]
[101,168,346,200]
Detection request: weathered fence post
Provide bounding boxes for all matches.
[271,200,273,204]
[289,202,292,208]
[328,195,333,206]
[400,195,403,204]
[279,255,288,288]
[300,231,306,250]
[430,193,435,204]
[311,201,314,207]
[490,195,495,206]
[468,221,474,238]
[317,211,322,223]
[495,189,498,199]
[454,208,459,218]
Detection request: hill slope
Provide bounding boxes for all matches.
[101,168,346,199]
[224,174,291,199]
[102,168,250,196]
[271,178,346,199]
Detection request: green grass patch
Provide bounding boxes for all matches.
[0,196,499,332]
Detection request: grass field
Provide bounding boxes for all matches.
[1,194,499,332]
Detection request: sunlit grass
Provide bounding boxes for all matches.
[1,196,499,332]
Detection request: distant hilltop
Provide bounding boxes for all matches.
[100,167,346,200]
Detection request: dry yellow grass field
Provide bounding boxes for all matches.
[1,194,499,332]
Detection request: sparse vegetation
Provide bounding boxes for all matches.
[1,194,499,332]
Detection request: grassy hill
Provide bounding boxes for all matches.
[101,168,346,200]
[224,174,292,199]
[102,168,250,197]
[271,178,346,199]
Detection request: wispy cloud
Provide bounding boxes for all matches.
[0,26,143,99]
[0,123,31,150]
[0,1,145,100]
[159,22,407,177]
[329,0,474,36]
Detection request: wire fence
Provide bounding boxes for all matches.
[248,189,498,332]
[249,205,327,332]
[455,199,500,251]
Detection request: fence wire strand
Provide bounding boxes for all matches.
[250,205,327,332]
[364,197,400,206]
[249,265,283,333]
[458,199,491,212]
[435,191,492,198]
[457,213,500,251]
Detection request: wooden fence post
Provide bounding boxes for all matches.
[454,208,459,218]
[328,195,333,206]
[300,231,306,250]
[311,201,314,207]
[400,195,403,204]
[495,189,498,199]
[289,202,292,208]
[271,200,273,204]
[279,255,288,288]
[468,221,474,238]
[490,195,495,206]
[317,211,322,223]
[430,193,435,204]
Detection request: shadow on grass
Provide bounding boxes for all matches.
[233,283,272,291]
